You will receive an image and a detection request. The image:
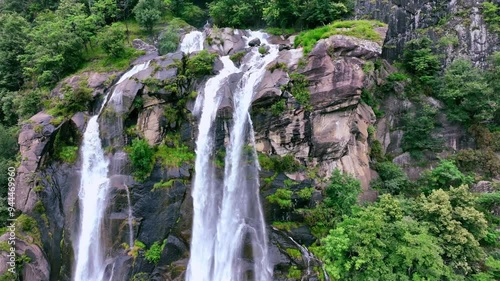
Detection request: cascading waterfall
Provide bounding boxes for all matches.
[187,30,278,281]
[213,31,278,281]
[180,30,205,53]
[187,56,240,281]
[74,63,150,281]
[124,184,134,248]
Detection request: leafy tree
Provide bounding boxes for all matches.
[0,125,18,227]
[438,59,498,126]
[318,195,454,280]
[402,37,440,84]
[20,12,84,86]
[0,13,29,91]
[416,186,488,275]
[15,89,44,120]
[323,169,361,217]
[91,0,120,24]
[179,2,206,27]
[419,160,472,194]
[0,0,60,20]
[127,138,155,181]
[263,0,351,28]
[133,0,164,33]
[57,0,101,48]
[158,27,180,55]
[98,23,126,57]
[372,161,410,195]
[482,1,500,33]
[208,0,264,28]
[401,104,442,158]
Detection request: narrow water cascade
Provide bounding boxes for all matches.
[188,30,278,281]
[187,56,240,281]
[124,185,134,249]
[180,30,205,53]
[213,31,278,281]
[73,64,150,281]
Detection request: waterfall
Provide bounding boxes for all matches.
[187,31,278,281]
[124,185,134,249]
[187,56,240,281]
[213,31,278,281]
[74,63,149,281]
[180,30,205,53]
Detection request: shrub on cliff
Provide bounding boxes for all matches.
[294,20,386,54]
[127,139,155,181]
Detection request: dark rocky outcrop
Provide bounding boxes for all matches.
[355,0,500,67]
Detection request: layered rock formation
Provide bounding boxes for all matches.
[355,0,500,66]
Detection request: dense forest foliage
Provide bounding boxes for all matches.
[0,0,499,280]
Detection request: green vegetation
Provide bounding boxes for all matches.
[229,51,247,64]
[16,214,41,246]
[98,23,126,57]
[258,153,302,173]
[482,1,500,33]
[282,73,311,109]
[144,239,166,264]
[270,99,287,116]
[258,46,267,55]
[371,161,410,195]
[437,58,498,126]
[209,0,354,29]
[285,248,302,259]
[186,50,218,77]
[47,81,93,118]
[401,104,442,158]
[155,143,195,168]
[158,27,180,55]
[295,20,386,54]
[272,221,301,232]
[133,0,164,33]
[267,62,288,73]
[419,160,473,194]
[128,240,146,259]
[266,188,293,209]
[127,139,155,181]
[152,179,176,191]
[287,265,302,279]
[402,37,440,85]
[297,187,315,200]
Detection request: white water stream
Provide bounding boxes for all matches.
[180,30,205,54]
[73,62,149,281]
[186,30,278,281]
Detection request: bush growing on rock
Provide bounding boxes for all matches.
[127,138,155,181]
[144,240,166,264]
[186,50,218,77]
[294,20,386,54]
[266,188,293,209]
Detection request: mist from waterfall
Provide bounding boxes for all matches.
[185,30,278,281]
[73,63,149,281]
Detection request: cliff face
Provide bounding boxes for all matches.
[355,0,500,67]
[3,26,388,280]
[3,1,498,280]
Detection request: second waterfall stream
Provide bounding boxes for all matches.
[184,30,278,281]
